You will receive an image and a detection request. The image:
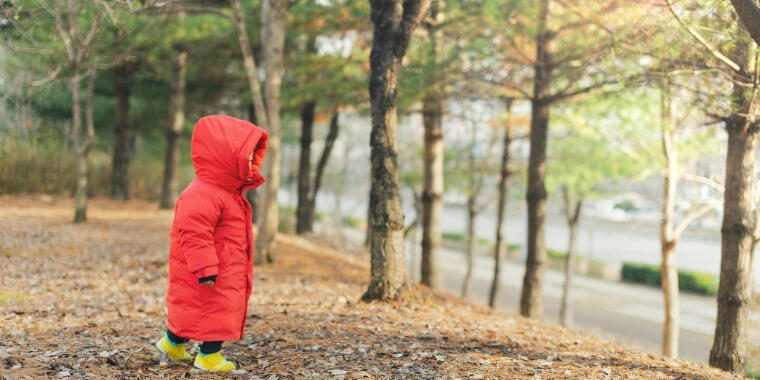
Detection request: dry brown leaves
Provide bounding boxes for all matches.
[0,195,744,379]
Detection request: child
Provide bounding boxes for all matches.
[155,115,267,371]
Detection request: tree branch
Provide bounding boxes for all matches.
[674,203,714,238]
[664,0,741,73]
[682,172,725,193]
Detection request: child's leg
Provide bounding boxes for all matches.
[198,341,222,355]
[156,329,193,362]
[194,341,234,371]
[166,329,189,345]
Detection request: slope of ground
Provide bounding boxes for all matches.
[0,195,744,379]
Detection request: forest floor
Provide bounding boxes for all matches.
[0,195,748,379]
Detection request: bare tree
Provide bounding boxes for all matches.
[488,99,514,308]
[363,0,431,301]
[558,187,582,327]
[656,80,712,358]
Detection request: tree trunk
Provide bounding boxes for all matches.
[72,72,86,223]
[73,67,96,223]
[111,61,135,200]
[308,110,340,224]
[729,0,760,47]
[420,94,443,289]
[710,118,756,372]
[159,49,188,209]
[296,101,316,234]
[420,0,443,290]
[709,29,757,374]
[489,101,513,308]
[255,0,288,264]
[246,102,260,224]
[231,0,270,231]
[559,188,582,327]
[365,192,372,247]
[659,80,680,358]
[520,0,551,318]
[661,240,679,357]
[461,195,476,298]
[363,0,431,301]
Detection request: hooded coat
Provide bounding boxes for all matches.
[166,115,267,342]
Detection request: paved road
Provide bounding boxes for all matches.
[298,190,759,364]
[407,246,717,363]
[285,189,760,287]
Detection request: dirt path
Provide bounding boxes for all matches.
[0,196,742,379]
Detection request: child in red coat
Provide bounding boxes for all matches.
[155,115,267,371]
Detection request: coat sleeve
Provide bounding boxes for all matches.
[175,190,222,278]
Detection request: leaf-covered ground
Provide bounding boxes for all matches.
[0,196,745,379]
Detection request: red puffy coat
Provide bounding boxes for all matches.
[166,115,267,342]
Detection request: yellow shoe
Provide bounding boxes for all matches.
[155,334,193,363]
[194,351,236,372]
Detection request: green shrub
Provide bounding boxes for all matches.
[614,199,638,212]
[621,262,717,296]
[0,133,195,200]
[342,215,363,227]
[442,231,464,241]
[507,243,521,251]
[547,248,567,260]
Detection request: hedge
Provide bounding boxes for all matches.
[621,262,717,296]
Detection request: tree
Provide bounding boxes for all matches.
[110,58,137,200]
[402,0,486,289]
[289,1,369,234]
[655,79,717,358]
[444,99,501,298]
[3,1,108,222]
[488,99,514,308]
[548,96,644,328]
[474,0,649,318]
[665,1,760,372]
[418,1,444,289]
[363,0,431,301]
[230,0,289,263]
[159,44,187,209]
[296,109,341,233]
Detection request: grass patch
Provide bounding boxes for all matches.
[621,262,717,296]
[0,292,31,304]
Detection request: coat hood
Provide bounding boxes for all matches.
[191,115,268,191]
